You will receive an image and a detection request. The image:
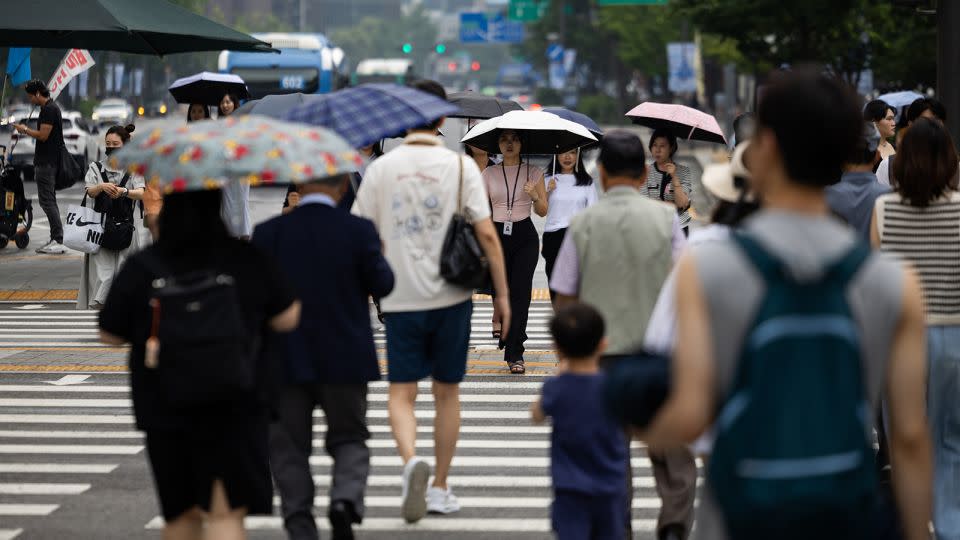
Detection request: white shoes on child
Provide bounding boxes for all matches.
[400,457,461,523]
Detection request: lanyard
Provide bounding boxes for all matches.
[501,162,522,218]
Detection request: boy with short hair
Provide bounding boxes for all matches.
[531,303,627,540]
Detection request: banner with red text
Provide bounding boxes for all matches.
[48,49,96,101]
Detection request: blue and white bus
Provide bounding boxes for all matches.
[218,33,346,98]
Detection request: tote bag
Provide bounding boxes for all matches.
[64,193,103,254]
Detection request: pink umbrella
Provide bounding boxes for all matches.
[625,102,726,145]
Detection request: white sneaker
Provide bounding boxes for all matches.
[426,486,461,514]
[36,240,67,254]
[400,457,430,523]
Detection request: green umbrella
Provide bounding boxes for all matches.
[0,0,274,55]
[112,115,362,193]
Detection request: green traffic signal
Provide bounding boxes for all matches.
[402,43,413,54]
[435,44,446,54]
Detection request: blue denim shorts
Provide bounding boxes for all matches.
[384,300,473,383]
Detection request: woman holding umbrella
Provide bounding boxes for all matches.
[542,149,597,303]
[647,128,693,235]
[481,130,548,374]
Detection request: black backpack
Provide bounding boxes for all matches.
[95,164,136,251]
[141,252,256,410]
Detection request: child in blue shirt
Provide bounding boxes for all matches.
[531,303,628,540]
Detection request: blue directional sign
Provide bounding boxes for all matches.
[460,12,488,43]
[546,43,564,61]
[460,12,525,44]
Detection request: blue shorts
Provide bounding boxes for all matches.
[384,300,473,383]
[552,490,626,540]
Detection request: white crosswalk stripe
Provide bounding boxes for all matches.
[0,302,557,350]
[0,374,671,538]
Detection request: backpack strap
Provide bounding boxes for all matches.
[731,232,787,282]
[822,241,872,288]
[96,162,111,185]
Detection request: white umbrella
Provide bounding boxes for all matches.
[460,110,598,155]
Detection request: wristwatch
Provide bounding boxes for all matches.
[122,188,129,198]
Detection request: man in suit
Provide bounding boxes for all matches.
[253,173,395,540]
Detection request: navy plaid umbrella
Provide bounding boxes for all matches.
[284,84,461,148]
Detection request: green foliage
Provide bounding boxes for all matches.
[577,93,627,125]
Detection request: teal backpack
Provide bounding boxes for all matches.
[707,233,878,540]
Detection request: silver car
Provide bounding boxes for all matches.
[91,98,133,125]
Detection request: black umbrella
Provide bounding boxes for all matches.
[235,93,326,119]
[0,0,274,55]
[168,72,249,106]
[447,92,523,120]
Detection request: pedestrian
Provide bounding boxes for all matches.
[531,302,627,540]
[218,93,239,118]
[731,112,756,148]
[98,188,301,540]
[877,97,947,186]
[283,142,382,215]
[15,79,66,254]
[481,129,548,374]
[352,79,511,523]
[646,128,694,236]
[187,103,210,123]
[542,149,597,303]
[642,68,932,540]
[253,173,394,540]
[825,122,891,240]
[78,125,145,310]
[550,130,689,540]
[871,116,960,540]
[863,99,897,160]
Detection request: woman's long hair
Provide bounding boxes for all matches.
[157,190,230,258]
[891,117,959,208]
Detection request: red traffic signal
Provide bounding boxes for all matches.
[448,62,458,72]
[470,61,481,71]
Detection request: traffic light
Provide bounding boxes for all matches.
[447,62,458,72]
[402,43,413,54]
[470,61,481,71]
[435,43,447,54]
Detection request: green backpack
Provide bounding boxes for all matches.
[708,233,878,540]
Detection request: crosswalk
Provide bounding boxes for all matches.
[0,301,557,350]
[0,373,671,539]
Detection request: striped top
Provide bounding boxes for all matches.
[645,162,693,227]
[876,191,960,324]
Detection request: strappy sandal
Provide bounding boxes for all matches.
[508,362,525,375]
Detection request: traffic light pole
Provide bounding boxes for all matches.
[938,0,960,145]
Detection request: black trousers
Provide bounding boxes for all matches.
[495,218,539,364]
[35,163,63,243]
[541,228,567,302]
[269,383,370,540]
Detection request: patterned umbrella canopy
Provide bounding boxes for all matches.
[111,115,362,193]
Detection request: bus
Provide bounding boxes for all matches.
[218,33,346,98]
[351,59,415,86]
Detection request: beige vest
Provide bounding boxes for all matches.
[571,186,676,354]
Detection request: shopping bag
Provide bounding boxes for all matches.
[64,194,103,254]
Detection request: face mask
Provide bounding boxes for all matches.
[104,147,119,156]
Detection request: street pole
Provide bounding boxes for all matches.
[299,0,307,32]
[938,0,960,146]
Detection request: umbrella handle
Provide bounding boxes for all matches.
[687,124,697,140]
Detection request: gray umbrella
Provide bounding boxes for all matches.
[235,93,326,119]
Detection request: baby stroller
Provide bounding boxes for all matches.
[0,145,33,249]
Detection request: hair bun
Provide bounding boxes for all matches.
[124,124,136,134]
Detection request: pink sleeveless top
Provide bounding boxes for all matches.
[482,163,544,223]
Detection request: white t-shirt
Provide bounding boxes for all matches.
[876,156,891,187]
[353,133,491,312]
[542,173,599,232]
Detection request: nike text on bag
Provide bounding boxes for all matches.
[143,256,255,410]
[55,145,82,191]
[99,170,135,251]
[441,156,490,289]
[63,194,103,253]
[707,233,877,540]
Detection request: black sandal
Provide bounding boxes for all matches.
[508,362,525,375]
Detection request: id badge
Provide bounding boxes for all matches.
[503,221,513,236]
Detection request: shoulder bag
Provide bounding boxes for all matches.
[440,156,490,289]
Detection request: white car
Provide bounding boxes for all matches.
[7,111,102,180]
[91,98,133,125]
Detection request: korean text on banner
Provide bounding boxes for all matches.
[47,49,96,101]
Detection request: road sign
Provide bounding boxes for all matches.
[508,0,548,21]
[667,42,697,93]
[459,12,488,43]
[598,0,668,4]
[546,43,564,62]
[491,12,525,44]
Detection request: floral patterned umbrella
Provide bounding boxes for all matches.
[111,114,363,194]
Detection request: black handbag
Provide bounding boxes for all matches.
[440,156,490,289]
[99,170,135,251]
[55,144,82,191]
